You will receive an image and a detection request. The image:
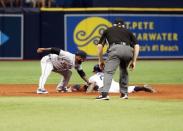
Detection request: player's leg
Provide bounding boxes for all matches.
[56,70,72,92]
[98,53,119,99]
[127,86,136,93]
[96,46,120,100]
[37,55,53,94]
[134,85,156,93]
[119,60,129,99]
[118,46,133,99]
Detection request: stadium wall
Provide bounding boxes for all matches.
[54,0,183,8]
[0,8,183,59]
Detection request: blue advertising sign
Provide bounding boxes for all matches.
[65,14,183,59]
[0,14,23,59]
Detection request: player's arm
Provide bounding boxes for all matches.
[37,47,60,55]
[132,44,140,63]
[97,44,104,64]
[129,44,140,70]
[97,43,106,70]
[97,30,106,70]
[77,69,90,85]
[129,32,140,70]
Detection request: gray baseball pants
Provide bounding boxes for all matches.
[101,44,133,95]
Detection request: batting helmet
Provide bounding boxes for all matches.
[75,50,87,59]
[93,64,102,72]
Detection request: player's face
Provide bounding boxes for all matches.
[76,56,85,64]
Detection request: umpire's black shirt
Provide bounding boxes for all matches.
[98,26,138,49]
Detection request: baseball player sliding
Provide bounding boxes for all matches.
[69,64,156,94]
[36,47,90,94]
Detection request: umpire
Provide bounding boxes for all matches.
[96,18,140,100]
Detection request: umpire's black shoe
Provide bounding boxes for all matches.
[96,95,110,100]
[120,93,128,99]
[96,92,109,100]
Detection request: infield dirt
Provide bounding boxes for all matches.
[0,84,182,100]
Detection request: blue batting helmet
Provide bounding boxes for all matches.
[93,64,102,72]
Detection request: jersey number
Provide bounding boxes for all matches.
[100,74,104,80]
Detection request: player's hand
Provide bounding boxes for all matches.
[129,61,136,71]
[99,61,105,70]
[37,48,45,53]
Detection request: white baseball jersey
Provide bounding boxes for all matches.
[89,72,135,93]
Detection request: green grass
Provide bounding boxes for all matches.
[0,60,183,84]
[128,60,183,84]
[0,60,183,131]
[0,96,183,131]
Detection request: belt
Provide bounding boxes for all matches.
[107,42,129,53]
[111,42,128,46]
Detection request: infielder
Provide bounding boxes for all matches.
[36,47,90,94]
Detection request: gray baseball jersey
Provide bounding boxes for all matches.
[50,50,82,72]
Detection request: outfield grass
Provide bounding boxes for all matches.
[0,96,183,131]
[0,60,183,84]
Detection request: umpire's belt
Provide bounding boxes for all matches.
[111,42,129,46]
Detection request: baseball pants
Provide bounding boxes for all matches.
[102,44,133,95]
[38,54,72,90]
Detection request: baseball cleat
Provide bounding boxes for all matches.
[36,88,48,94]
[96,95,110,100]
[120,94,128,99]
[144,84,156,93]
[56,86,68,93]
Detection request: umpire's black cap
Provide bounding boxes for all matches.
[75,50,87,59]
[93,64,102,72]
[114,18,125,25]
